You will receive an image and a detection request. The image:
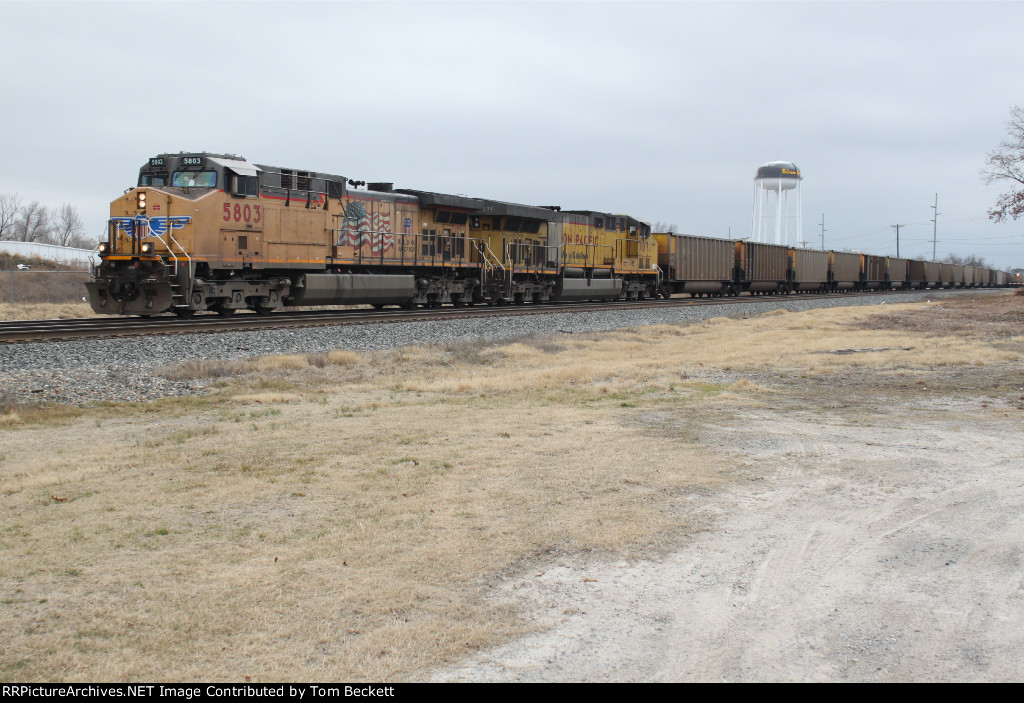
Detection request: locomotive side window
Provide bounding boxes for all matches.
[231,174,259,197]
[172,170,217,188]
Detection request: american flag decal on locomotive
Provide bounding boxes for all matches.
[339,201,393,254]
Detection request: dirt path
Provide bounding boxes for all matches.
[434,398,1024,681]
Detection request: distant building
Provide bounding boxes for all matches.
[0,241,98,269]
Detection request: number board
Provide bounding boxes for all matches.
[149,158,165,167]
[181,156,204,167]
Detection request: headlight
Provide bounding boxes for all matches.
[137,191,147,210]
[97,242,108,254]
[140,242,153,255]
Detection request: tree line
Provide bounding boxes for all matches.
[0,193,93,249]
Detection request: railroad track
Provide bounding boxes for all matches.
[0,289,974,343]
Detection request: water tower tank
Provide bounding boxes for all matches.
[756,161,801,191]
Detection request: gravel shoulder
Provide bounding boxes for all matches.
[435,403,1024,681]
[0,290,986,406]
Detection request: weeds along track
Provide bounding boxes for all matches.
[0,289,969,343]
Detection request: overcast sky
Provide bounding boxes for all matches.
[2,0,1023,269]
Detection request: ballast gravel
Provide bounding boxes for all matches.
[0,290,982,407]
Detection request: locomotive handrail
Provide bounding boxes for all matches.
[504,242,560,273]
[262,184,328,208]
[327,229,500,271]
[477,240,507,290]
[560,243,614,271]
[148,229,194,302]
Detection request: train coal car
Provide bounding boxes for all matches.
[953,264,965,288]
[788,247,828,292]
[939,263,955,289]
[861,254,887,290]
[655,233,735,297]
[887,257,909,290]
[735,241,788,294]
[907,260,939,289]
[828,251,860,291]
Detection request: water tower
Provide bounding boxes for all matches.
[751,161,802,245]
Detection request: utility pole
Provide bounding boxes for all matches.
[931,193,939,260]
[819,213,826,250]
[891,223,902,257]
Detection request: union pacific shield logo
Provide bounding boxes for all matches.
[111,215,191,238]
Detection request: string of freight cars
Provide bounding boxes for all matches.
[86,152,1016,319]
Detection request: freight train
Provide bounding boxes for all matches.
[85,152,1012,317]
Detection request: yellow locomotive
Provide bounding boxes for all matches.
[87,152,660,316]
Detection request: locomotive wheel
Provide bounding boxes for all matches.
[255,304,274,316]
[173,307,195,319]
[213,305,235,317]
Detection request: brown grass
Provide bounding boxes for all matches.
[1,292,1021,682]
[0,302,100,321]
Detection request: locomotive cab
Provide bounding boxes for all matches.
[88,153,263,316]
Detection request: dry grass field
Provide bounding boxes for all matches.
[1,292,1021,681]
[0,302,99,321]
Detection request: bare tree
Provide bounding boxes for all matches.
[53,203,85,247]
[13,201,50,242]
[0,192,21,241]
[982,105,1024,222]
[943,253,988,267]
[651,221,679,234]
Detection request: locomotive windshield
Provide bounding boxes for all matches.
[172,170,217,188]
